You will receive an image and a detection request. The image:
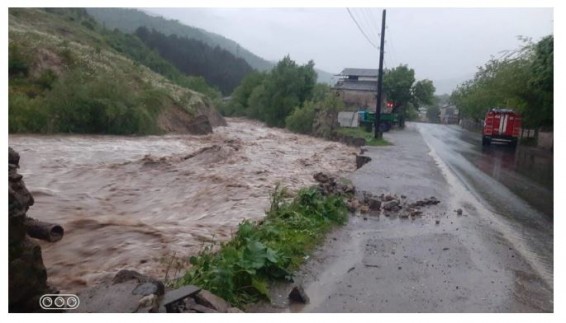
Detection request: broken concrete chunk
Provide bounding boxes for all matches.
[163,285,201,312]
[76,280,140,313]
[194,289,230,313]
[410,210,422,217]
[189,303,218,313]
[368,197,381,211]
[382,199,400,211]
[133,282,161,297]
[227,307,244,313]
[289,285,310,304]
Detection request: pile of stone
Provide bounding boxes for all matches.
[313,172,356,197]
[9,147,59,312]
[345,190,441,219]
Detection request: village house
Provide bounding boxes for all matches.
[333,68,379,110]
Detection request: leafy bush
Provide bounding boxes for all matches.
[285,101,316,134]
[225,56,316,127]
[36,69,58,90]
[9,43,31,77]
[34,69,166,134]
[181,186,347,306]
[9,93,49,133]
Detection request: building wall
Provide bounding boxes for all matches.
[336,90,377,110]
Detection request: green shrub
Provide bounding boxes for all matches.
[285,101,316,134]
[9,93,49,133]
[36,69,58,90]
[181,186,347,307]
[40,69,165,134]
[9,43,31,78]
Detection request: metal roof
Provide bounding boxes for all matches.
[334,80,377,92]
[338,68,379,77]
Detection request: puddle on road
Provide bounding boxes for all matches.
[9,118,357,292]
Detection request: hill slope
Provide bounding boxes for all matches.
[86,8,335,85]
[86,8,273,72]
[9,8,225,135]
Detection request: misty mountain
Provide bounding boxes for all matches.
[86,8,335,85]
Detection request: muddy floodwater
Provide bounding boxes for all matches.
[9,118,357,293]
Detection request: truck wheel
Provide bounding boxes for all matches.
[482,136,491,146]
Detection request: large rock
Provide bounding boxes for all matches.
[77,270,164,313]
[194,289,230,313]
[76,280,142,313]
[9,147,54,312]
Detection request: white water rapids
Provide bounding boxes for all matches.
[9,118,357,293]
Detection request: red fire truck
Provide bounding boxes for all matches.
[482,108,521,147]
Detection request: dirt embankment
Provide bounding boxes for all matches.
[10,118,358,293]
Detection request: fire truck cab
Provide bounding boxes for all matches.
[482,108,521,148]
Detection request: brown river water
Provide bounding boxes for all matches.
[9,118,357,293]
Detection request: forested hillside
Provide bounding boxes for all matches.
[135,27,253,95]
[86,8,273,71]
[86,8,336,84]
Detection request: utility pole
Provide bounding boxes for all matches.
[374,9,386,139]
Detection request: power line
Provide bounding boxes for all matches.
[357,8,379,45]
[361,8,380,43]
[346,8,379,51]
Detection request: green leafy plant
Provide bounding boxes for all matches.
[181,186,348,307]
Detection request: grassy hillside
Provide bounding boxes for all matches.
[9,8,225,135]
[86,8,335,85]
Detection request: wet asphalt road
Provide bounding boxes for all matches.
[281,123,553,313]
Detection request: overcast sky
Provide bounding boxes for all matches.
[144,7,553,94]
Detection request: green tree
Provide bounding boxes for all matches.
[223,71,266,116]
[383,64,435,127]
[450,35,553,129]
[259,57,316,127]
[412,79,436,108]
[285,100,316,134]
[383,65,415,109]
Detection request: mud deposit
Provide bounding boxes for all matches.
[9,118,357,292]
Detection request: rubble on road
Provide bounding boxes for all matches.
[345,189,443,220]
[313,172,356,197]
[311,172,445,221]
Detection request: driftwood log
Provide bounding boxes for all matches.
[24,218,64,242]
